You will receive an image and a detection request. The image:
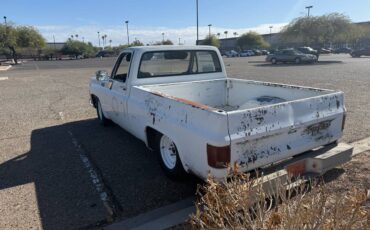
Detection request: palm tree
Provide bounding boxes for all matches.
[71,35,74,39]
[233,32,238,37]
[217,33,221,38]
[109,39,112,47]
[75,34,79,39]
[224,31,228,38]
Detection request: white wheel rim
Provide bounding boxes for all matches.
[98,101,103,120]
[160,135,177,170]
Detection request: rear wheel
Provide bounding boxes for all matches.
[96,99,108,126]
[157,134,186,179]
[271,58,277,64]
[295,57,301,64]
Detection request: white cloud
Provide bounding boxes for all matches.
[36,22,288,46]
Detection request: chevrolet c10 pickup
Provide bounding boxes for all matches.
[89,45,346,180]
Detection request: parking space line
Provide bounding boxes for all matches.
[0,77,9,81]
[68,131,120,222]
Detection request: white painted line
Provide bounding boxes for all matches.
[0,77,8,81]
[58,112,64,120]
[68,131,114,217]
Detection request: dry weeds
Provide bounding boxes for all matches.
[189,171,369,230]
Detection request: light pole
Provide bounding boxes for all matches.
[125,20,130,45]
[196,0,199,44]
[208,24,212,37]
[269,26,273,43]
[305,5,313,17]
[162,32,165,42]
[97,31,100,47]
[178,37,181,45]
[3,16,7,25]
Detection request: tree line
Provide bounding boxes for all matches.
[1,13,369,63]
[201,13,369,50]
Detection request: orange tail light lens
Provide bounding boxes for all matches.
[207,144,230,169]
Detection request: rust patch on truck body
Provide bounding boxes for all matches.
[150,91,218,112]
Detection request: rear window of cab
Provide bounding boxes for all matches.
[138,50,222,78]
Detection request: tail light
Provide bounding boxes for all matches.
[341,108,347,131]
[207,144,230,169]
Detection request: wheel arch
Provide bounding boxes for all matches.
[145,126,188,171]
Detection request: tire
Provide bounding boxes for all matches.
[156,133,186,180]
[96,99,109,126]
[295,57,301,64]
[271,58,277,64]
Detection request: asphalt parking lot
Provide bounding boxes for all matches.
[0,54,369,229]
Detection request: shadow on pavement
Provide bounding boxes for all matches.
[0,119,198,229]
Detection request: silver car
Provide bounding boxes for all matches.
[266,49,317,64]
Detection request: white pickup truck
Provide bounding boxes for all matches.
[89,46,346,180]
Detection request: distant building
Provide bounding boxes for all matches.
[199,21,370,51]
[46,42,66,50]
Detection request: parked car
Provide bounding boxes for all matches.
[297,47,319,57]
[334,47,353,54]
[319,48,331,54]
[266,49,318,64]
[261,50,270,55]
[252,49,262,56]
[225,50,239,57]
[89,45,345,180]
[350,46,370,57]
[240,50,255,57]
[96,50,116,58]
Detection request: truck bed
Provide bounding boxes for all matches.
[136,78,345,174]
[139,79,332,112]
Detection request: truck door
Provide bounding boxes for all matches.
[109,51,132,128]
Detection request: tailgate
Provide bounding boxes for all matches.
[227,92,346,171]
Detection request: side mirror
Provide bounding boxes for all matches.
[95,70,109,81]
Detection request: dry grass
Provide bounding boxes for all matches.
[189,171,369,230]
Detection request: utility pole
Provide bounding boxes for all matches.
[97,31,100,47]
[125,21,130,45]
[208,24,212,37]
[305,5,313,17]
[196,0,199,45]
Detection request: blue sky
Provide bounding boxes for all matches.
[2,0,369,45]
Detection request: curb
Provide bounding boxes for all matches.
[0,65,12,71]
[106,197,195,230]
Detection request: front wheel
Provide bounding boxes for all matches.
[157,134,186,180]
[271,58,277,64]
[96,99,109,126]
[295,57,301,64]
